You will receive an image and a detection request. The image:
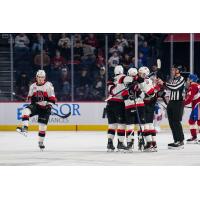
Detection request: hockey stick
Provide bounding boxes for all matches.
[132,92,145,151]
[157,101,167,110]
[12,92,71,119]
[105,85,131,102]
[51,111,71,119]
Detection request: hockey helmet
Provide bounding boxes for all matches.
[114,65,124,75]
[188,74,199,82]
[127,68,138,77]
[173,65,184,72]
[36,70,46,77]
[138,66,150,77]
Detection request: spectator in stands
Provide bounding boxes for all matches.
[138,34,145,46]
[82,42,95,58]
[14,34,30,67]
[92,67,106,100]
[32,33,45,54]
[121,53,131,73]
[58,33,71,48]
[58,33,71,60]
[117,34,128,50]
[75,68,91,100]
[34,50,51,72]
[15,72,30,99]
[60,67,71,100]
[96,53,105,69]
[11,33,163,102]
[14,33,30,51]
[128,57,143,69]
[95,67,106,89]
[124,33,135,43]
[128,57,136,68]
[86,33,98,48]
[74,41,83,61]
[45,33,57,58]
[51,50,65,70]
[139,41,150,59]
[109,40,123,54]
[123,38,134,55]
[78,68,91,87]
[138,52,146,66]
[81,42,96,70]
[74,34,82,45]
[75,85,90,100]
[108,51,120,68]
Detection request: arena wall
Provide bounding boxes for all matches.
[0,102,191,131]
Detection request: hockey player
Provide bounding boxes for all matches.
[184,74,200,143]
[16,70,56,150]
[122,68,145,152]
[138,66,157,151]
[150,65,165,133]
[106,65,127,152]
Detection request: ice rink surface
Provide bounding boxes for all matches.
[0,130,200,166]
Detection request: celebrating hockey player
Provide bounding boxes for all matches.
[106,65,127,152]
[122,67,146,152]
[16,70,56,150]
[184,74,200,143]
[138,66,157,151]
[150,63,165,133]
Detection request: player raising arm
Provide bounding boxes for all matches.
[16,70,56,150]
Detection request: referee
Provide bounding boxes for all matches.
[159,65,185,149]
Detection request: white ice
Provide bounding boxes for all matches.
[0,130,200,166]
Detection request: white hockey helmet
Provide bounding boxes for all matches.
[138,66,150,77]
[128,68,138,77]
[114,65,124,75]
[36,70,46,77]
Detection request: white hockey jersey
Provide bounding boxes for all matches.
[27,81,56,107]
[140,78,155,103]
[107,74,126,102]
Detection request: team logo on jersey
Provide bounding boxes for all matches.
[36,90,45,101]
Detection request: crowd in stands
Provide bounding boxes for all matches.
[14,33,164,101]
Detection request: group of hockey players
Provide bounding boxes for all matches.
[17,67,164,152]
[106,64,200,152]
[16,66,200,152]
[106,64,164,152]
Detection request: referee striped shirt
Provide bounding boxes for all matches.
[165,76,185,101]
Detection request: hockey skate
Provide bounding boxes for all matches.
[186,137,198,144]
[168,141,184,150]
[107,138,115,152]
[38,141,45,151]
[152,141,158,152]
[127,139,134,152]
[117,140,128,153]
[16,126,28,137]
[144,142,153,152]
[138,137,145,151]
